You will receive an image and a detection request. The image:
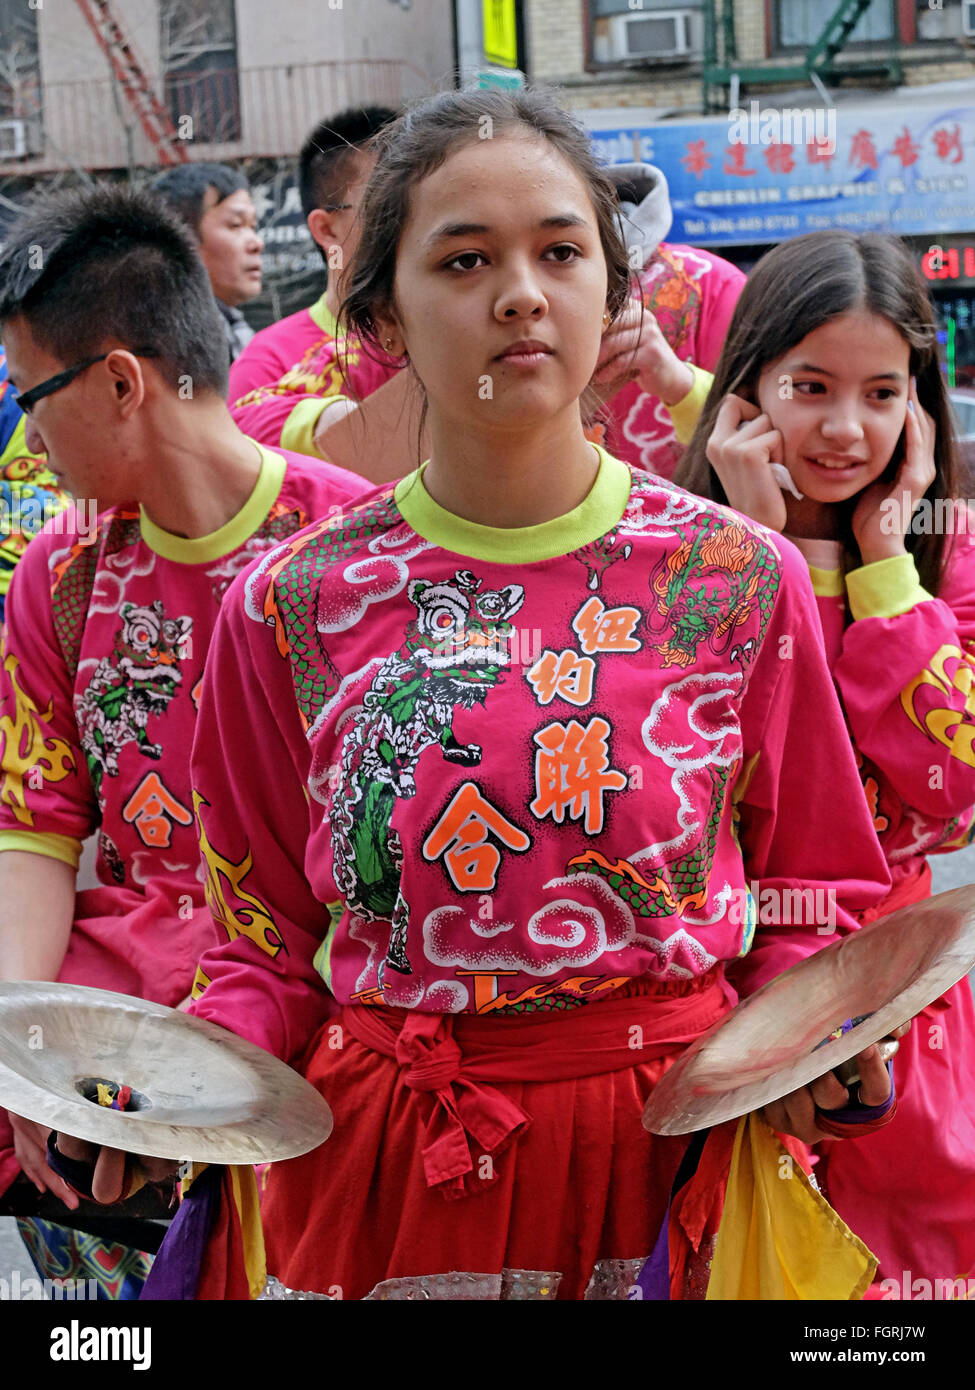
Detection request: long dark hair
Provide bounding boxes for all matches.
[673,230,958,595]
[337,87,633,457]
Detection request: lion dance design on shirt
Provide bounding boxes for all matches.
[77,601,192,800]
[331,569,525,981]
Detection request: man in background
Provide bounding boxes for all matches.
[153,162,264,363]
[229,105,397,402]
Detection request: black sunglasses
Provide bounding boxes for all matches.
[14,350,159,414]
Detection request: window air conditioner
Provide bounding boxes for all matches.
[0,120,27,158]
[607,10,697,61]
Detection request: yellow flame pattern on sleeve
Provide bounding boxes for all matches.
[0,636,75,827]
[193,789,283,958]
[900,643,975,769]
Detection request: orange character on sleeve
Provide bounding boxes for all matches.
[123,771,193,848]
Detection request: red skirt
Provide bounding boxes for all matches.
[261,972,732,1300]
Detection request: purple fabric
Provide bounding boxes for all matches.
[632,1202,670,1300]
[46,1133,96,1199]
[817,1059,897,1125]
[140,1164,223,1301]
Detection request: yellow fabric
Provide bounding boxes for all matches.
[280,396,333,458]
[229,1164,267,1300]
[807,564,845,598]
[0,829,83,868]
[394,446,631,564]
[0,415,29,469]
[307,292,339,338]
[846,552,931,621]
[176,1163,266,1298]
[707,1113,877,1301]
[190,962,212,1000]
[666,363,713,445]
[139,445,285,564]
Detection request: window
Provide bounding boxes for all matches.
[916,0,969,41]
[776,0,895,50]
[0,0,42,155]
[590,0,705,68]
[160,0,240,144]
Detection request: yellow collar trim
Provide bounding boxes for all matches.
[394,446,631,564]
[308,292,339,338]
[139,445,286,564]
[806,565,845,598]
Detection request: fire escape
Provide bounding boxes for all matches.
[703,0,904,112]
[74,0,188,165]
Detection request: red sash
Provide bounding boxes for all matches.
[340,970,732,1198]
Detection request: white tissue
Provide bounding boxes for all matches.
[770,463,804,500]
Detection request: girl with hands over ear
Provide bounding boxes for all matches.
[676,229,975,1290]
[703,393,787,533]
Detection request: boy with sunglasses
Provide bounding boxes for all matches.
[0,184,367,1293]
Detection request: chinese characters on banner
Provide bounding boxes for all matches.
[590,104,974,247]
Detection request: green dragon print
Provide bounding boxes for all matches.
[76,601,192,800]
[575,532,632,591]
[568,509,780,932]
[51,514,143,680]
[330,570,525,982]
[267,498,401,726]
[646,511,780,669]
[566,760,733,921]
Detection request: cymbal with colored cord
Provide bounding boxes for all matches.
[0,981,333,1163]
[643,884,975,1136]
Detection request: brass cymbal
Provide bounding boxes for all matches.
[0,982,332,1164]
[643,884,975,1136]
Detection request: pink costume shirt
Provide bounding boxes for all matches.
[791,530,975,880]
[229,304,398,458]
[188,449,890,1067]
[599,244,745,479]
[229,290,335,403]
[789,528,975,1287]
[0,445,369,1195]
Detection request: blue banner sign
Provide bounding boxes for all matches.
[589,99,975,247]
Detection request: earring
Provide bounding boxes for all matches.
[384,337,394,350]
[602,310,611,330]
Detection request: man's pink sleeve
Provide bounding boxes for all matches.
[831,533,975,823]
[0,531,94,848]
[729,545,891,998]
[230,380,319,451]
[187,561,332,1065]
[228,332,292,403]
[231,339,399,454]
